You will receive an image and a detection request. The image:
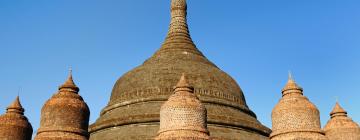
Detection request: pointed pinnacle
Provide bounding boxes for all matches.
[176,73,190,88]
[282,72,303,95]
[6,96,24,114]
[7,96,23,109]
[69,67,73,76]
[162,0,195,47]
[174,73,194,93]
[330,102,347,117]
[288,71,293,81]
[59,69,79,92]
[65,70,76,86]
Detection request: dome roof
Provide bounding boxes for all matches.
[89,0,270,139]
[324,102,360,140]
[35,71,90,140]
[0,96,33,140]
[271,74,327,140]
[156,74,210,140]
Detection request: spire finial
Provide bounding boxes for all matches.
[66,67,74,84]
[154,0,204,57]
[6,96,24,114]
[160,0,198,50]
[59,68,79,92]
[176,73,190,87]
[330,101,347,118]
[282,72,303,96]
[18,86,21,97]
[69,66,73,76]
[335,96,339,103]
[67,66,74,81]
[288,71,293,81]
[174,73,194,93]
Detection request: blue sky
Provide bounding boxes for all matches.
[0,0,359,134]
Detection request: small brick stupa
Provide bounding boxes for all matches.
[324,102,360,140]
[35,70,90,140]
[156,74,210,140]
[0,96,33,140]
[270,74,328,140]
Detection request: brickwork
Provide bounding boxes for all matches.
[270,75,328,140]
[89,0,270,139]
[0,96,33,140]
[1,0,359,140]
[156,74,210,139]
[324,102,360,140]
[35,72,90,140]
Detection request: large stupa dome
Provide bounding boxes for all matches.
[89,0,271,139]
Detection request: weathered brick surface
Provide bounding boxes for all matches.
[89,0,270,139]
[2,0,360,140]
[0,96,33,140]
[155,74,210,139]
[324,102,360,140]
[35,73,90,140]
[270,75,328,140]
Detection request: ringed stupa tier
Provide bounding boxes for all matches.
[89,0,271,139]
[35,71,90,140]
[0,96,33,140]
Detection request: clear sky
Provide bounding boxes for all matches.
[1,0,359,135]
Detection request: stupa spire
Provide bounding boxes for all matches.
[155,0,205,56]
[282,73,303,96]
[174,73,194,93]
[176,73,188,86]
[162,0,194,46]
[59,68,79,92]
[288,71,293,81]
[330,102,347,118]
[6,96,24,114]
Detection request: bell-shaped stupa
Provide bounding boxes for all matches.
[324,102,360,140]
[35,70,90,140]
[156,74,210,140]
[270,74,328,140]
[0,96,33,140]
[89,0,270,139]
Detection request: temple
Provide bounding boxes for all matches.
[89,0,270,139]
[1,0,359,140]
